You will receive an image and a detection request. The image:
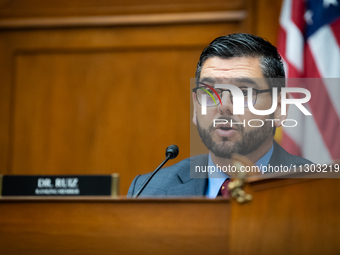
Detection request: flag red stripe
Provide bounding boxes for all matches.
[287,61,303,78]
[304,44,340,159]
[281,131,302,156]
[277,26,287,58]
[277,26,303,78]
[330,18,340,48]
[291,0,305,32]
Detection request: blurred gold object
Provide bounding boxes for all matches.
[111,173,120,197]
[227,154,254,204]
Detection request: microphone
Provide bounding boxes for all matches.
[133,145,179,198]
[165,145,179,159]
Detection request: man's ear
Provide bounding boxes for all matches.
[273,92,287,127]
[192,92,197,126]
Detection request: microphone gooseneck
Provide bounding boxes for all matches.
[133,145,179,198]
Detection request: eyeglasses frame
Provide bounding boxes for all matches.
[192,82,273,107]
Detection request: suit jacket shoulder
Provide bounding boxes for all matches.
[269,141,313,167]
[127,154,208,198]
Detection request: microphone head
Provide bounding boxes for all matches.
[166,145,179,159]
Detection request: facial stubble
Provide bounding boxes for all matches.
[196,116,273,159]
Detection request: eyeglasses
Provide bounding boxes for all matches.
[192,82,272,107]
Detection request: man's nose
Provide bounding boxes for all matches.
[217,91,233,115]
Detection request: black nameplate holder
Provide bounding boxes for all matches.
[0,174,119,196]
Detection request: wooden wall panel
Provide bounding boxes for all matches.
[0,0,245,17]
[11,49,197,174]
[1,20,248,194]
[255,0,283,45]
[0,40,12,179]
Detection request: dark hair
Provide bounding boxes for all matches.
[195,33,285,87]
[196,33,285,135]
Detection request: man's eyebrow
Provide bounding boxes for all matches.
[199,77,218,84]
[199,77,260,88]
[233,77,260,88]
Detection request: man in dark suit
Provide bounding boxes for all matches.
[128,33,312,198]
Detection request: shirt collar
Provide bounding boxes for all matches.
[205,144,274,198]
[256,144,274,171]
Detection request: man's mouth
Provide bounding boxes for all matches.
[214,123,237,137]
[214,123,235,131]
[219,126,233,131]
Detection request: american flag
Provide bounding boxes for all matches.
[278,0,340,163]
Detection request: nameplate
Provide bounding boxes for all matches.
[0,174,119,196]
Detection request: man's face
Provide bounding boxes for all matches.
[192,56,280,159]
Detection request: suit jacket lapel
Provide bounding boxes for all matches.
[167,154,209,196]
[269,140,290,167]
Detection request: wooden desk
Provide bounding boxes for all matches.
[1,177,340,255]
[230,177,340,255]
[0,197,230,255]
